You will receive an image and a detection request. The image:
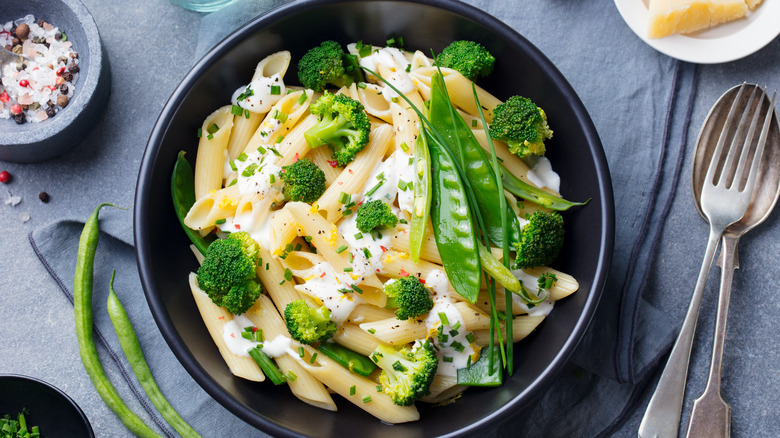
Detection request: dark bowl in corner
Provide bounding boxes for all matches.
[135,0,614,436]
[0,374,94,437]
[0,0,110,163]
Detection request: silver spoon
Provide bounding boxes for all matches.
[686,84,780,437]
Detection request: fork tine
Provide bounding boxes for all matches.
[706,83,747,185]
[742,91,777,194]
[732,86,766,189]
[718,84,759,186]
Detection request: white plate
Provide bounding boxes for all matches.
[614,0,780,64]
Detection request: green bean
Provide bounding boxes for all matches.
[248,347,287,385]
[107,271,202,438]
[172,151,215,255]
[428,134,482,303]
[409,133,431,263]
[74,204,162,438]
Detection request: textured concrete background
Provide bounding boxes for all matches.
[1,0,779,436]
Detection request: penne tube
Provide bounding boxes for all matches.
[360,302,490,345]
[410,67,501,119]
[184,184,241,231]
[188,273,265,382]
[256,245,303,314]
[472,315,546,344]
[331,323,386,357]
[252,50,291,80]
[346,304,396,324]
[194,106,234,199]
[242,90,314,154]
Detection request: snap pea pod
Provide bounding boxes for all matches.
[428,134,482,303]
[457,345,503,387]
[74,204,162,438]
[478,245,519,294]
[428,73,521,247]
[500,162,588,211]
[317,342,377,377]
[107,272,202,438]
[172,151,215,255]
[409,133,431,263]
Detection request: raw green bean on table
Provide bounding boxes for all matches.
[172,151,215,255]
[74,203,162,438]
[428,134,482,303]
[428,73,521,247]
[107,271,202,438]
[409,133,431,263]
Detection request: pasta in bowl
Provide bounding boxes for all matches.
[136,1,613,436]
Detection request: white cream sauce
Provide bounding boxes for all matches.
[357,47,414,101]
[293,262,361,324]
[222,314,293,358]
[423,269,475,376]
[231,74,286,114]
[526,157,560,193]
[511,268,555,317]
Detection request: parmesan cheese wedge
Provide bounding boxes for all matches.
[647,0,764,38]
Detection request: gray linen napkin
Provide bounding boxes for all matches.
[29,0,702,436]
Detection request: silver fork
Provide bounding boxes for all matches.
[639,83,772,438]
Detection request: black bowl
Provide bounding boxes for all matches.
[136,1,614,436]
[0,0,110,163]
[0,375,94,437]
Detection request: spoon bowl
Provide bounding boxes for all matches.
[692,84,780,234]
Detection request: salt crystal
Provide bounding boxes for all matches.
[5,195,22,206]
[19,212,30,223]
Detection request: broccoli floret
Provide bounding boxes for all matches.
[280,158,326,204]
[435,40,495,81]
[355,199,398,233]
[512,211,565,269]
[490,95,553,159]
[384,276,433,320]
[304,92,371,167]
[371,342,438,406]
[196,232,262,315]
[297,40,364,92]
[284,299,337,345]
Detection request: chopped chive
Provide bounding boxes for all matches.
[438,312,450,326]
[310,352,318,364]
[472,119,478,128]
[207,133,214,140]
[242,163,258,177]
[245,109,250,119]
[439,334,449,343]
[376,385,382,392]
[357,82,367,89]
[348,252,354,263]
[367,328,376,334]
[304,235,313,242]
[279,279,285,285]
[343,267,353,272]
[362,395,372,403]
[451,341,465,353]
[287,371,297,381]
[269,174,276,183]
[294,243,302,251]
[363,248,372,258]
[229,160,238,171]
[270,85,281,95]
[338,288,352,294]
[338,192,350,204]
[285,243,294,252]
[207,123,220,134]
[386,37,396,46]
[350,385,356,396]
[284,268,293,281]
[241,332,254,340]
[398,179,409,191]
[354,233,363,240]
[451,321,461,331]
[392,360,406,372]
[297,92,308,105]
[61,31,68,42]
[449,329,459,337]
[335,244,348,254]
[405,64,411,73]
[344,201,356,209]
[408,157,414,165]
[237,153,248,161]
[399,142,409,152]
[231,105,244,116]
[376,172,385,181]
[275,135,285,144]
[277,111,288,123]
[257,146,266,154]
[399,218,408,224]
[270,147,283,157]
[443,356,453,363]
[365,181,384,198]
[265,263,269,270]
[357,41,372,57]
[196,128,202,138]
[215,218,226,225]
[350,284,363,294]
[228,178,238,187]
[466,332,475,343]
[298,346,305,358]
[343,209,353,216]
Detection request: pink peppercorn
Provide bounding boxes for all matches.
[10,104,22,115]
[0,171,10,184]
[0,91,8,102]
[19,79,29,88]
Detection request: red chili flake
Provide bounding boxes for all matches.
[18,79,29,88]
[320,272,327,278]
[399,269,409,277]
[218,316,225,320]
[348,169,354,174]
[376,269,381,272]
[293,153,299,162]
[32,67,38,71]
[252,327,258,333]
[0,91,9,103]
[235,224,241,229]
[327,160,338,168]
[338,182,343,185]
[230,333,235,338]
[380,245,387,252]
[357,201,363,206]
[56,66,66,76]
[0,171,10,184]
[419,279,426,284]
[48,85,56,91]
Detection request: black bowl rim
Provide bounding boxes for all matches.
[0,0,106,160]
[136,0,615,436]
[0,374,95,437]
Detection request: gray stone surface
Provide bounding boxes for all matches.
[1,0,779,437]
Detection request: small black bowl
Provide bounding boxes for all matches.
[0,375,94,437]
[0,0,110,163]
[136,0,614,436]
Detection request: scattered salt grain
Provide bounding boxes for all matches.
[5,194,22,206]
[18,212,30,222]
